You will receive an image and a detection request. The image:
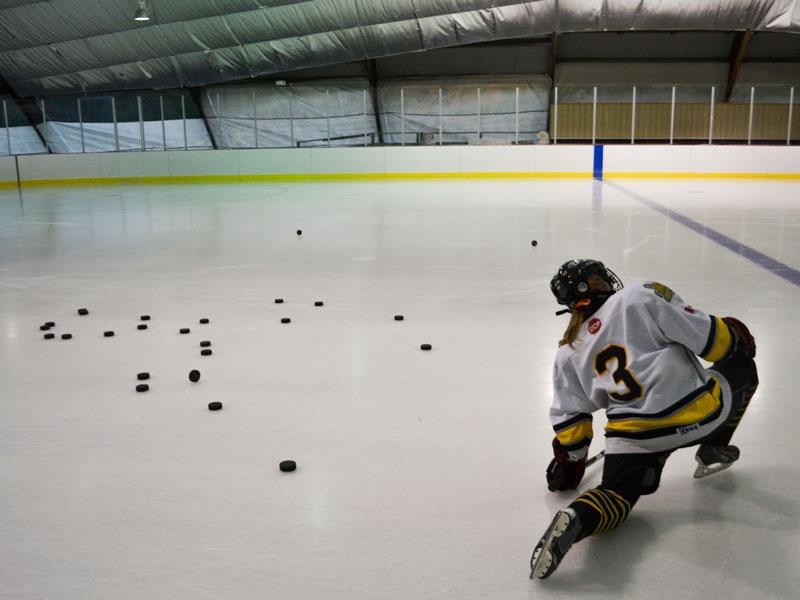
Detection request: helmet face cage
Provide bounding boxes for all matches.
[550,259,623,310]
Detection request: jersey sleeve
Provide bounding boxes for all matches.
[639,281,733,363]
[550,358,594,461]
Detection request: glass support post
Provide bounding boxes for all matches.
[476,87,481,142]
[111,97,119,152]
[591,86,597,145]
[3,100,10,156]
[438,88,443,145]
[137,96,145,151]
[363,89,368,147]
[514,86,519,145]
[400,88,405,146]
[747,86,755,145]
[553,86,558,144]
[709,86,715,144]
[288,92,294,147]
[325,90,331,147]
[669,86,676,145]
[788,87,795,146]
[253,90,259,149]
[630,86,636,144]
[77,98,85,153]
[181,95,188,150]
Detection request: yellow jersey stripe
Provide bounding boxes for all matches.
[605,379,721,433]
[555,419,593,447]
[701,317,732,363]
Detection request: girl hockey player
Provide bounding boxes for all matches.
[530,259,758,580]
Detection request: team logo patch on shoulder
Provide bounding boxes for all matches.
[683,305,696,314]
[643,281,674,302]
[588,318,602,334]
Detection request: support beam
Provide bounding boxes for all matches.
[725,30,752,102]
[546,32,559,139]
[364,59,384,145]
[188,87,218,149]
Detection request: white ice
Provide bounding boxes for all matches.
[1,178,798,599]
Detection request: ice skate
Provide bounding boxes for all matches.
[529,507,581,580]
[693,444,740,479]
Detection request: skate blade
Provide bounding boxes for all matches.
[530,511,571,580]
[693,460,734,479]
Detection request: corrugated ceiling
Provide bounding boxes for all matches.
[0,0,798,96]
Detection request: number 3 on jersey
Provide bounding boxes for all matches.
[594,344,644,403]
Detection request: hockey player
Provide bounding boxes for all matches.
[530,259,758,580]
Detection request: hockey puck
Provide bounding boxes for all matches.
[199,318,210,324]
[78,308,89,316]
[39,324,51,331]
[189,369,201,382]
[61,333,73,340]
[137,324,148,330]
[103,331,115,337]
[296,230,302,236]
[279,460,297,473]
[280,317,291,324]
[179,328,190,334]
[201,349,212,356]
[531,240,538,247]
[274,298,284,304]
[43,333,55,340]
[314,301,324,307]
[45,321,55,327]
[136,384,149,393]
[208,401,222,411]
[140,315,151,321]
[137,372,150,381]
[200,341,211,348]
[420,343,432,351]
[394,315,404,321]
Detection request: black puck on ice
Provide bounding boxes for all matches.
[314,301,324,307]
[137,324,148,330]
[420,343,432,351]
[296,230,302,236]
[280,317,291,324]
[200,341,211,348]
[279,460,297,473]
[208,401,222,411]
[61,333,73,340]
[531,240,538,247]
[189,369,201,382]
[45,321,55,327]
[180,328,190,334]
[78,308,89,316]
[140,315,151,321]
[39,324,51,331]
[201,349,212,356]
[394,315,404,321]
[137,372,150,381]
[274,298,284,304]
[104,331,115,337]
[43,333,55,339]
[199,318,210,324]
[136,384,149,393]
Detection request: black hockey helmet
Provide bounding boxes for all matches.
[550,259,623,313]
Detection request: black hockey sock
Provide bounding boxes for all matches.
[569,488,632,540]
[704,381,757,447]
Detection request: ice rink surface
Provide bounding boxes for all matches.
[1,178,798,599]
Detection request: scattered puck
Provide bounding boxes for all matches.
[274,298,284,304]
[208,401,222,411]
[394,315,404,321]
[279,460,297,473]
[531,240,538,247]
[137,324,148,330]
[201,349,212,356]
[280,317,291,324]
[179,328,190,334]
[200,341,211,348]
[314,301,324,307]
[136,384,149,393]
[189,369,201,382]
[45,321,55,327]
[140,315,151,321]
[199,318,210,324]
[43,333,55,340]
[103,331,115,337]
[296,230,302,236]
[420,343,432,351]
[137,372,150,381]
[61,333,73,340]
[78,308,89,316]
[39,324,50,331]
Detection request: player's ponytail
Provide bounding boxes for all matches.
[559,310,586,348]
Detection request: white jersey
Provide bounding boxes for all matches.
[550,282,735,456]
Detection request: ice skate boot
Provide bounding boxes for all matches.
[529,507,581,580]
[693,444,740,479]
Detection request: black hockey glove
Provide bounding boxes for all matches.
[546,438,587,492]
[722,316,756,359]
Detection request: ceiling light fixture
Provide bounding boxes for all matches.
[134,0,151,21]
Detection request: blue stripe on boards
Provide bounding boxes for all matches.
[593,145,604,180]
[605,181,800,288]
